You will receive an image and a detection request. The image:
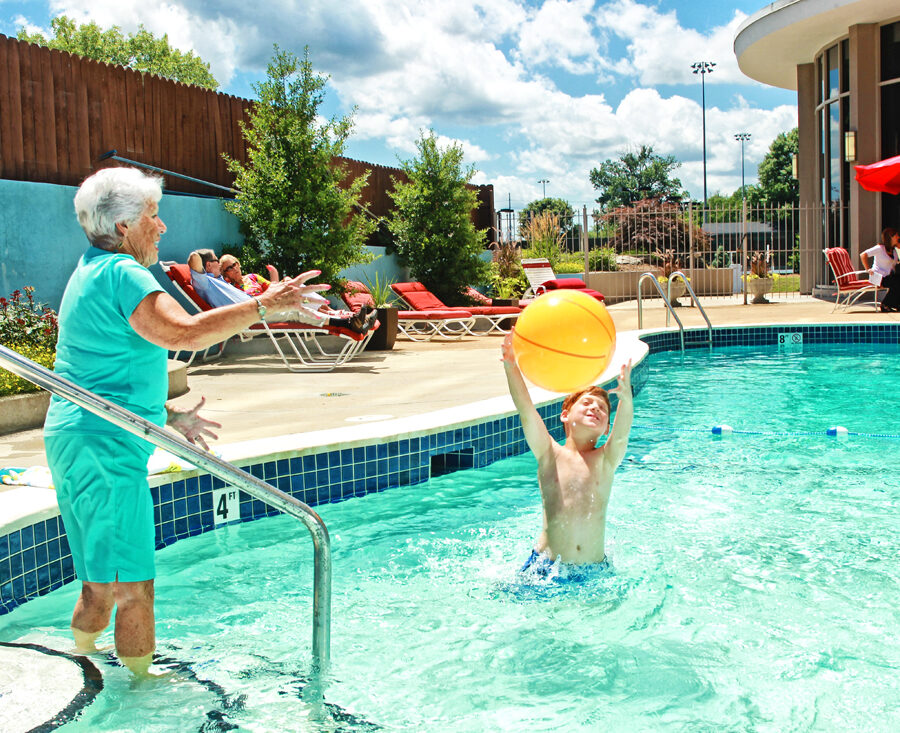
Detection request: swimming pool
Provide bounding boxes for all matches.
[2,339,898,730]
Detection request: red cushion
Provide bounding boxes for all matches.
[164,263,214,311]
[541,278,587,290]
[465,286,493,305]
[392,282,447,310]
[342,281,375,312]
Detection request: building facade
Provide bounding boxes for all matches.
[735,1,900,291]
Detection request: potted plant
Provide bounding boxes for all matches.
[361,273,400,351]
[742,252,775,304]
[488,242,527,306]
[655,249,688,306]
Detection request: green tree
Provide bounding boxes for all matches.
[518,197,576,236]
[750,128,799,208]
[18,15,218,89]
[388,131,489,305]
[224,47,374,284]
[589,145,686,209]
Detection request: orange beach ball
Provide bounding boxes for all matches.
[512,290,616,393]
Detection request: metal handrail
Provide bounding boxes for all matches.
[668,271,712,347]
[0,345,331,673]
[637,272,685,351]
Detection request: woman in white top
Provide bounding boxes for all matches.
[861,227,900,312]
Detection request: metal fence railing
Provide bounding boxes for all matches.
[503,202,845,304]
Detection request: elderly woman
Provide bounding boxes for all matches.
[43,167,326,677]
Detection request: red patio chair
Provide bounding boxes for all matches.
[823,248,881,312]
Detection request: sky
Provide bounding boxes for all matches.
[2,0,798,212]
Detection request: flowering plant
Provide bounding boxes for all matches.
[654,248,688,282]
[0,287,59,397]
[741,252,772,280]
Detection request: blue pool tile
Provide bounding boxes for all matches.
[33,522,47,545]
[277,458,289,476]
[340,449,352,465]
[290,457,302,475]
[160,503,174,523]
[49,561,62,585]
[249,463,264,479]
[172,481,186,500]
[200,492,213,512]
[159,483,173,503]
[0,535,8,562]
[263,462,277,479]
[377,443,388,459]
[198,473,212,492]
[316,453,329,469]
[34,542,48,568]
[174,518,188,536]
[187,495,200,516]
[303,455,316,473]
[0,559,9,583]
[37,565,50,589]
[353,447,364,464]
[8,531,21,555]
[185,477,199,495]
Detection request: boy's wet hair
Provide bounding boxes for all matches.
[561,385,610,415]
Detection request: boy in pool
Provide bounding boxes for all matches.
[501,331,633,576]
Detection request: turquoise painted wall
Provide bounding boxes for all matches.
[0,179,243,310]
[1,179,410,312]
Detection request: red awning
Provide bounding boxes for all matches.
[854,154,900,195]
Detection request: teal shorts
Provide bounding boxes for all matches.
[45,434,155,583]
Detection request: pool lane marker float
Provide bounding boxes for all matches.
[631,425,896,440]
[0,642,103,732]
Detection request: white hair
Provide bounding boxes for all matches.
[73,167,164,250]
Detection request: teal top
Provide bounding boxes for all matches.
[44,247,167,438]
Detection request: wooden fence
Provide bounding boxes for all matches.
[0,34,494,228]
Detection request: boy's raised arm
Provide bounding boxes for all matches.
[502,332,554,461]
[603,360,633,468]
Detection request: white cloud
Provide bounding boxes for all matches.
[598,0,750,86]
[517,0,604,75]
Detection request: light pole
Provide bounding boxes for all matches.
[691,61,715,215]
[734,133,751,201]
[538,179,549,198]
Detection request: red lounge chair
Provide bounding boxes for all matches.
[342,281,476,341]
[161,262,376,371]
[823,248,881,312]
[390,282,521,335]
[521,258,605,303]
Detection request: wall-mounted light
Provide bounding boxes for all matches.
[844,130,857,162]
[792,153,799,180]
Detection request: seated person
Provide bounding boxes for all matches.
[219,253,273,297]
[861,227,900,312]
[188,250,376,334]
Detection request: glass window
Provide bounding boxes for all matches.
[827,45,839,99]
[841,40,849,93]
[881,21,900,81]
[830,104,841,202]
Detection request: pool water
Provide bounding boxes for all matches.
[2,344,899,731]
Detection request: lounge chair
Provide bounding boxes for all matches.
[823,248,881,312]
[341,281,476,341]
[161,261,376,372]
[521,258,605,302]
[390,282,521,335]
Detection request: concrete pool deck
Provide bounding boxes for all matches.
[2,294,897,469]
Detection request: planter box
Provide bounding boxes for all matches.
[365,307,399,351]
[0,390,50,435]
[585,268,734,304]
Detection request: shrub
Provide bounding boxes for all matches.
[0,287,59,397]
[0,342,56,397]
[588,247,617,272]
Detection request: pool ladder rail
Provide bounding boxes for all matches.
[0,344,332,674]
[637,271,712,350]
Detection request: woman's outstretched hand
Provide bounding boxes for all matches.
[166,396,222,451]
